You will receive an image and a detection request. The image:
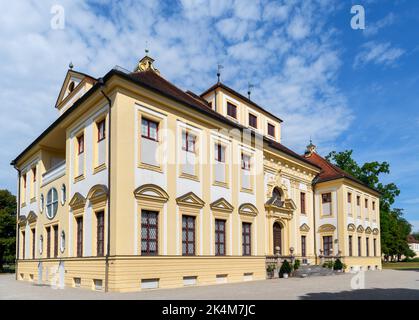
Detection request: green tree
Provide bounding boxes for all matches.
[0,190,16,271]
[326,150,410,262]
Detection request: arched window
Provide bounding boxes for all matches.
[46,188,58,219]
[61,184,66,205]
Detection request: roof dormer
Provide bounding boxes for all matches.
[55,67,96,115]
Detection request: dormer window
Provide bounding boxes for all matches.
[227,102,237,119]
[268,123,275,137]
[249,113,257,128]
[68,81,75,93]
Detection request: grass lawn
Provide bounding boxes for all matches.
[382,262,419,270]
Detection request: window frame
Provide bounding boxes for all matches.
[300,192,306,214]
[97,119,106,142]
[214,143,226,163]
[182,216,196,256]
[301,235,306,257]
[226,102,237,119]
[182,131,197,154]
[76,217,83,257]
[267,123,275,137]
[241,153,251,171]
[215,219,226,256]
[323,236,333,256]
[248,113,258,128]
[321,193,332,204]
[141,210,159,256]
[77,134,84,155]
[242,222,252,256]
[53,225,59,258]
[349,235,353,256]
[141,118,159,142]
[46,188,58,220]
[96,211,105,257]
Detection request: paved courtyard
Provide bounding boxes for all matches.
[1,269,418,300]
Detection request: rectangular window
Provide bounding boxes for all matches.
[372,201,376,211]
[300,192,306,214]
[356,196,360,206]
[268,123,275,137]
[141,118,158,141]
[22,231,26,259]
[76,217,83,257]
[227,102,237,119]
[23,173,27,189]
[215,219,226,256]
[32,228,36,259]
[241,153,250,171]
[323,236,333,256]
[373,238,377,257]
[97,119,106,141]
[46,227,51,258]
[347,192,351,203]
[141,210,158,256]
[96,211,105,257]
[249,113,257,128]
[366,237,370,257]
[214,143,225,163]
[349,235,353,256]
[182,216,195,256]
[182,131,196,153]
[322,193,332,215]
[365,199,368,208]
[358,236,362,257]
[301,235,306,257]
[77,134,84,155]
[242,223,251,256]
[53,225,58,258]
[32,167,37,182]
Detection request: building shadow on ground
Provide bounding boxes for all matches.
[300,288,419,300]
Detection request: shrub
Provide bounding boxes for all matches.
[293,259,301,270]
[322,260,334,269]
[334,258,343,270]
[266,264,276,273]
[280,260,292,276]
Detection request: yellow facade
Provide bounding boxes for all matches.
[12,55,381,292]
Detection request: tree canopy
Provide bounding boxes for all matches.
[326,150,414,261]
[0,189,16,270]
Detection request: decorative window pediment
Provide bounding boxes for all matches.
[300,223,310,232]
[239,203,258,216]
[347,223,356,232]
[69,192,86,210]
[18,215,27,226]
[176,192,205,209]
[87,184,108,204]
[27,211,38,224]
[210,198,234,213]
[373,228,379,235]
[318,224,336,233]
[365,227,372,234]
[357,225,364,233]
[134,184,169,203]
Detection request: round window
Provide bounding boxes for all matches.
[46,188,58,219]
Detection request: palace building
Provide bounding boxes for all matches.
[12,54,381,292]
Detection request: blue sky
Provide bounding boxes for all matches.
[0,0,418,230]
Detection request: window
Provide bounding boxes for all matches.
[96,211,105,257]
[300,192,306,214]
[268,123,275,137]
[32,167,37,182]
[53,225,58,258]
[69,81,75,92]
[242,223,251,256]
[22,231,25,259]
[347,192,352,203]
[76,217,83,257]
[349,235,353,256]
[322,193,332,215]
[77,135,84,155]
[323,236,333,256]
[366,237,370,257]
[301,235,306,257]
[182,131,196,153]
[141,210,158,256]
[372,201,376,211]
[249,113,257,128]
[97,119,106,141]
[358,236,362,256]
[214,143,225,163]
[32,229,36,259]
[373,238,377,257]
[46,188,58,220]
[365,199,368,208]
[141,118,158,141]
[182,216,195,256]
[356,196,360,206]
[215,219,226,256]
[23,173,27,189]
[46,227,51,258]
[241,153,250,171]
[227,102,237,119]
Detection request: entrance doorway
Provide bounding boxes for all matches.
[273,222,282,255]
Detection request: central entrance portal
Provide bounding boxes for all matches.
[273,222,282,255]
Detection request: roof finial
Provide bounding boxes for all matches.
[69,61,74,70]
[145,41,149,56]
[305,138,316,156]
[247,82,254,100]
[217,64,223,83]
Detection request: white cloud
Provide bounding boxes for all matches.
[364,13,395,37]
[354,41,405,68]
[0,0,353,191]
[410,220,419,233]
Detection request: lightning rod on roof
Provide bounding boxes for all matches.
[248,83,254,100]
[69,62,74,70]
[217,64,224,83]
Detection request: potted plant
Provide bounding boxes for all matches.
[266,264,276,279]
[333,258,343,272]
[293,259,301,276]
[279,260,292,279]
